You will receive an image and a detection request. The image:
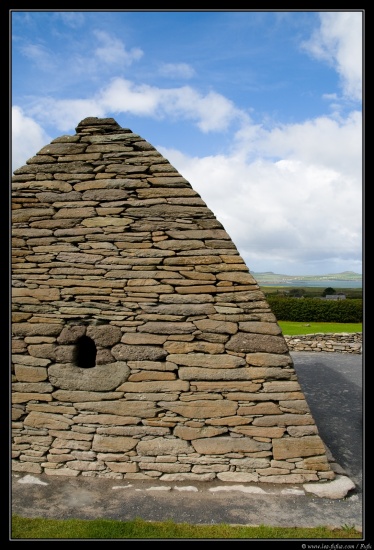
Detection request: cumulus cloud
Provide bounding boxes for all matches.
[159,113,362,275]
[237,111,362,178]
[171,88,244,133]
[11,106,52,172]
[98,78,161,115]
[93,30,143,66]
[98,78,243,132]
[25,78,244,134]
[26,98,105,132]
[301,11,362,102]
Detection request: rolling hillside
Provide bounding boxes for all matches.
[252,271,362,287]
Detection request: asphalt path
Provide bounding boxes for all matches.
[291,351,363,491]
[11,352,366,536]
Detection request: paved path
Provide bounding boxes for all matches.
[291,351,363,491]
[11,352,365,534]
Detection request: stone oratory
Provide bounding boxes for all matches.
[12,117,335,484]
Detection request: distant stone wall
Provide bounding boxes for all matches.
[284,333,362,354]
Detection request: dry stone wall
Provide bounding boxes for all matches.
[285,333,362,354]
[12,117,335,484]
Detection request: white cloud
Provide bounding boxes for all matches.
[159,62,196,79]
[93,30,143,66]
[11,106,52,172]
[26,98,105,132]
[25,78,244,134]
[19,43,55,71]
[99,78,243,132]
[16,30,144,86]
[244,111,362,179]
[159,109,362,275]
[171,88,244,133]
[98,78,160,115]
[301,11,362,102]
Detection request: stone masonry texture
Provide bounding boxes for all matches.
[285,333,362,354]
[12,117,335,483]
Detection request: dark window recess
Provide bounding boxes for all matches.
[74,335,97,369]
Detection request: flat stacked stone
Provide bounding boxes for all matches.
[12,117,335,483]
[284,333,362,354]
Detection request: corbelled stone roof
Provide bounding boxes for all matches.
[11,117,335,484]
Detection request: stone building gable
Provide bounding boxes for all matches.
[11,117,335,483]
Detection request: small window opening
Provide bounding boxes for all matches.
[74,335,97,369]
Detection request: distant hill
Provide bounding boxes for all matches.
[252,271,362,286]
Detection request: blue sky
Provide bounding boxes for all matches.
[11,10,363,276]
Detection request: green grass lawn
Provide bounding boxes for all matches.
[11,516,362,540]
[278,321,362,336]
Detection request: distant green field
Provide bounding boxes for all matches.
[278,321,362,335]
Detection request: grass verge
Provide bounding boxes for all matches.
[278,322,362,336]
[11,516,362,540]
